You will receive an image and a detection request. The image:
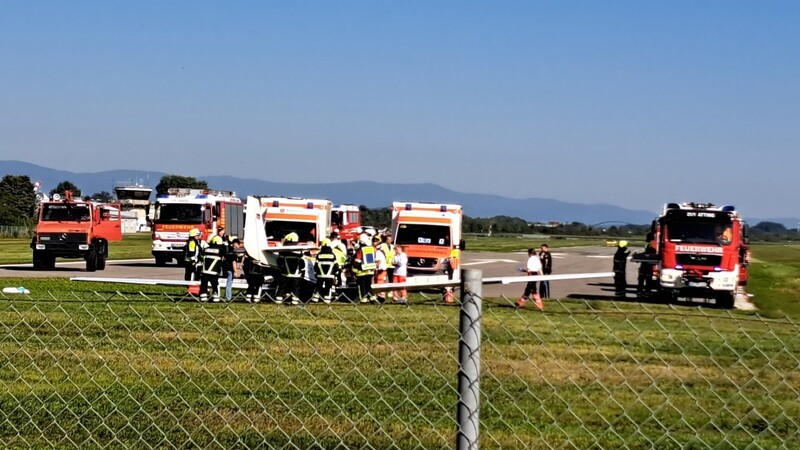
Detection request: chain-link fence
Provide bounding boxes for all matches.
[1,273,798,449]
[0,225,32,238]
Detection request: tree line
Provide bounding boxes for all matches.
[1,173,798,242]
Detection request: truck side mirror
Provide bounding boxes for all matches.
[459,239,466,251]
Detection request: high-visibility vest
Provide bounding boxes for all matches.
[450,248,460,270]
[184,239,200,263]
[315,252,339,279]
[333,246,347,267]
[201,246,224,276]
[382,243,395,268]
[279,252,304,278]
[353,246,376,275]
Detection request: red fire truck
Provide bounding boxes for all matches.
[642,202,750,308]
[31,191,122,271]
[151,188,243,266]
[331,204,362,241]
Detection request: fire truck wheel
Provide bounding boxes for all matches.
[86,249,97,272]
[44,254,56,269]
[716,292,735,309]
[32,251,45,270]
[97,253,106,270]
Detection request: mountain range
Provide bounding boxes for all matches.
[2,160,795,227]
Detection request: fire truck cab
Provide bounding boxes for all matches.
[151,188,243,266]
[331,204,362,242]
[391,202,464,283]
[31,191,122,272]
[647,202,749,308]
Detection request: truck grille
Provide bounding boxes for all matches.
[408,257,439,269]
[39,233,87,250]
[39,233,86,244]
[676,254,722,267]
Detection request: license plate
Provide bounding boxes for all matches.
[688,282,707,287]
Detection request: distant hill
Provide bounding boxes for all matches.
[2,159,766,226]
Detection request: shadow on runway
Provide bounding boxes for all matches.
[1,265,86,273]
[568,287,726,309]
[113,262,167,268]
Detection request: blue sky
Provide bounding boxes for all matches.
[1,1,798,218]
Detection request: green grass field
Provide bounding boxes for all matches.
[1,237,798,447]
[0,290,797,448]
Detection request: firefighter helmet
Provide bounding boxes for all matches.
[283,232,299,243]
[619,240,628,248]
[189,228,200,237]
[320,238,331,247]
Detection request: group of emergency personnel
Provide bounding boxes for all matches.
[182,226,244,302]
[184,227,400,304]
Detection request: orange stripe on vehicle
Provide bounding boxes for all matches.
[397,217,452,224]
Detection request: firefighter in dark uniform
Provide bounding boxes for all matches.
[539,243,553,298]
[637,234,657,297]
[352,233,377,303]
[276,232,303,305]
[242,253,265,303]
[199,235,227,302]
[183,228,203,281]
[613,240,630,298]
[312,239,340,304]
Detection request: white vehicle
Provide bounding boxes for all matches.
[151,188,243,265]
[391,202,464,285]
[243,196,332,268]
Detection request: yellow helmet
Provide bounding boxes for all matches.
[619,240,628,248]
[283,232,299,243]
[210,235,223,245]
[320,238,331,247]
[189,228,200,237]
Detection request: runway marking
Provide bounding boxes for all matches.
[0,258,155,269]
[462,259,518,266]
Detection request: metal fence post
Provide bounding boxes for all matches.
[457,269,482,450]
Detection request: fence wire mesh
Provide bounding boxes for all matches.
[1,285,798,449]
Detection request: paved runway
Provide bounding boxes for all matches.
[0,246,634,300]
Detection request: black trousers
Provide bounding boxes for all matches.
[279,276,300,299]
[356,274,373,300]
[185,263,200,281]
[523,281,538,298]
[316,277,335,299]
[200,274,219,296]
[539,280,550,298]
[246,273,263,296]
[614,271,627,296]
